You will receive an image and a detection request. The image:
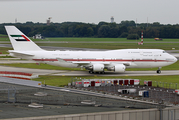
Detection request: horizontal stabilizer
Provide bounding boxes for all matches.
[9,50,34,57]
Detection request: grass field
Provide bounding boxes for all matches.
[0,47,11,54]
[0,63,81,71]
[37,42,179,50]
[31,37,179,42]
[1,36,179,50]
[1,36,179,42]
[0,56,14,58]
[33,75,179,89]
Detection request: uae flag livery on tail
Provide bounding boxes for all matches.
[10,35,30,41]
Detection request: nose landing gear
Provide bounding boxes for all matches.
[156,67,161,74]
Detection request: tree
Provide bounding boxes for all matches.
[120,26,128,34]
[18,26,32,36]
[127,34,139,40]
[120,32,128,38]
[121,20,135,27]
[86,27,94,37]
[68,26,74,37]
[41,26,60,37]
[1,21,179,38]
[152,22,161,27]
[98,25,110,37]
[109,27,119,38]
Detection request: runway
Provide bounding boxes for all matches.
[52,70,179,76]
[0,66,66,75]
[0,65,179,76]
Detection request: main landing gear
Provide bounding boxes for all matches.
[156,67,161,74]
[89,71,105,74]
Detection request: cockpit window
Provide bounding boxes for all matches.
[163,51,167,53]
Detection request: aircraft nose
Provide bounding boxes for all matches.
[171,55,178,63]
[174,56,178,62]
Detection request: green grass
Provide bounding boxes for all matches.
[1,37,179,50]
[37,42,179,50]
[35,38,179,50]
[0,63,81,71]
[0,56,14,58]
[35,37,179,42]
[0,47,12,54]
[0,35,8,41]
[33,75,179,89]
[1,37,179,43]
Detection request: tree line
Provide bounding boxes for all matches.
[0,21,179,39]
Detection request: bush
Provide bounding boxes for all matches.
[119,32,128,38]
[127,34,139,40]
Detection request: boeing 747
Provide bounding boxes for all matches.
[5,26,177,74]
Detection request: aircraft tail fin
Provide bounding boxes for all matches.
[5,26,43,51]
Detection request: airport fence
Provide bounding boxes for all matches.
[69,78,179,105]
[0,82,157,109]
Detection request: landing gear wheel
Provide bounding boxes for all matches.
[101,71,105,74]
[156,70,161,74]
[99,71,105,74]
[89,71,92,74]
[156,67,162,74]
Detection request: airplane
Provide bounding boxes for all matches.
[5,26,177,74]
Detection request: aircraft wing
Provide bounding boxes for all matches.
[57,58,69,63]
[57,58,131,66]
[57,58,111,65]
[72,61,131,66]
[72,61,111,65]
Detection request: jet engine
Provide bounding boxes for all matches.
[86,64,104,72]
[93,64,104,72]
[107,64,126,73]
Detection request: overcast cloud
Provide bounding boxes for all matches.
[0,0,178,24]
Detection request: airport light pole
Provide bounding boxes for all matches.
[157,99,166,120]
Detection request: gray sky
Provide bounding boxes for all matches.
[0,0,179,24]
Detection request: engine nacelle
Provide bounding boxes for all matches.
[107,64,126,73]
[93,64,104,72]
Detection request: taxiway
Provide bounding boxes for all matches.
[0,66,179,76]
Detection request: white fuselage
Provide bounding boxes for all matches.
[12,49,177,69]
